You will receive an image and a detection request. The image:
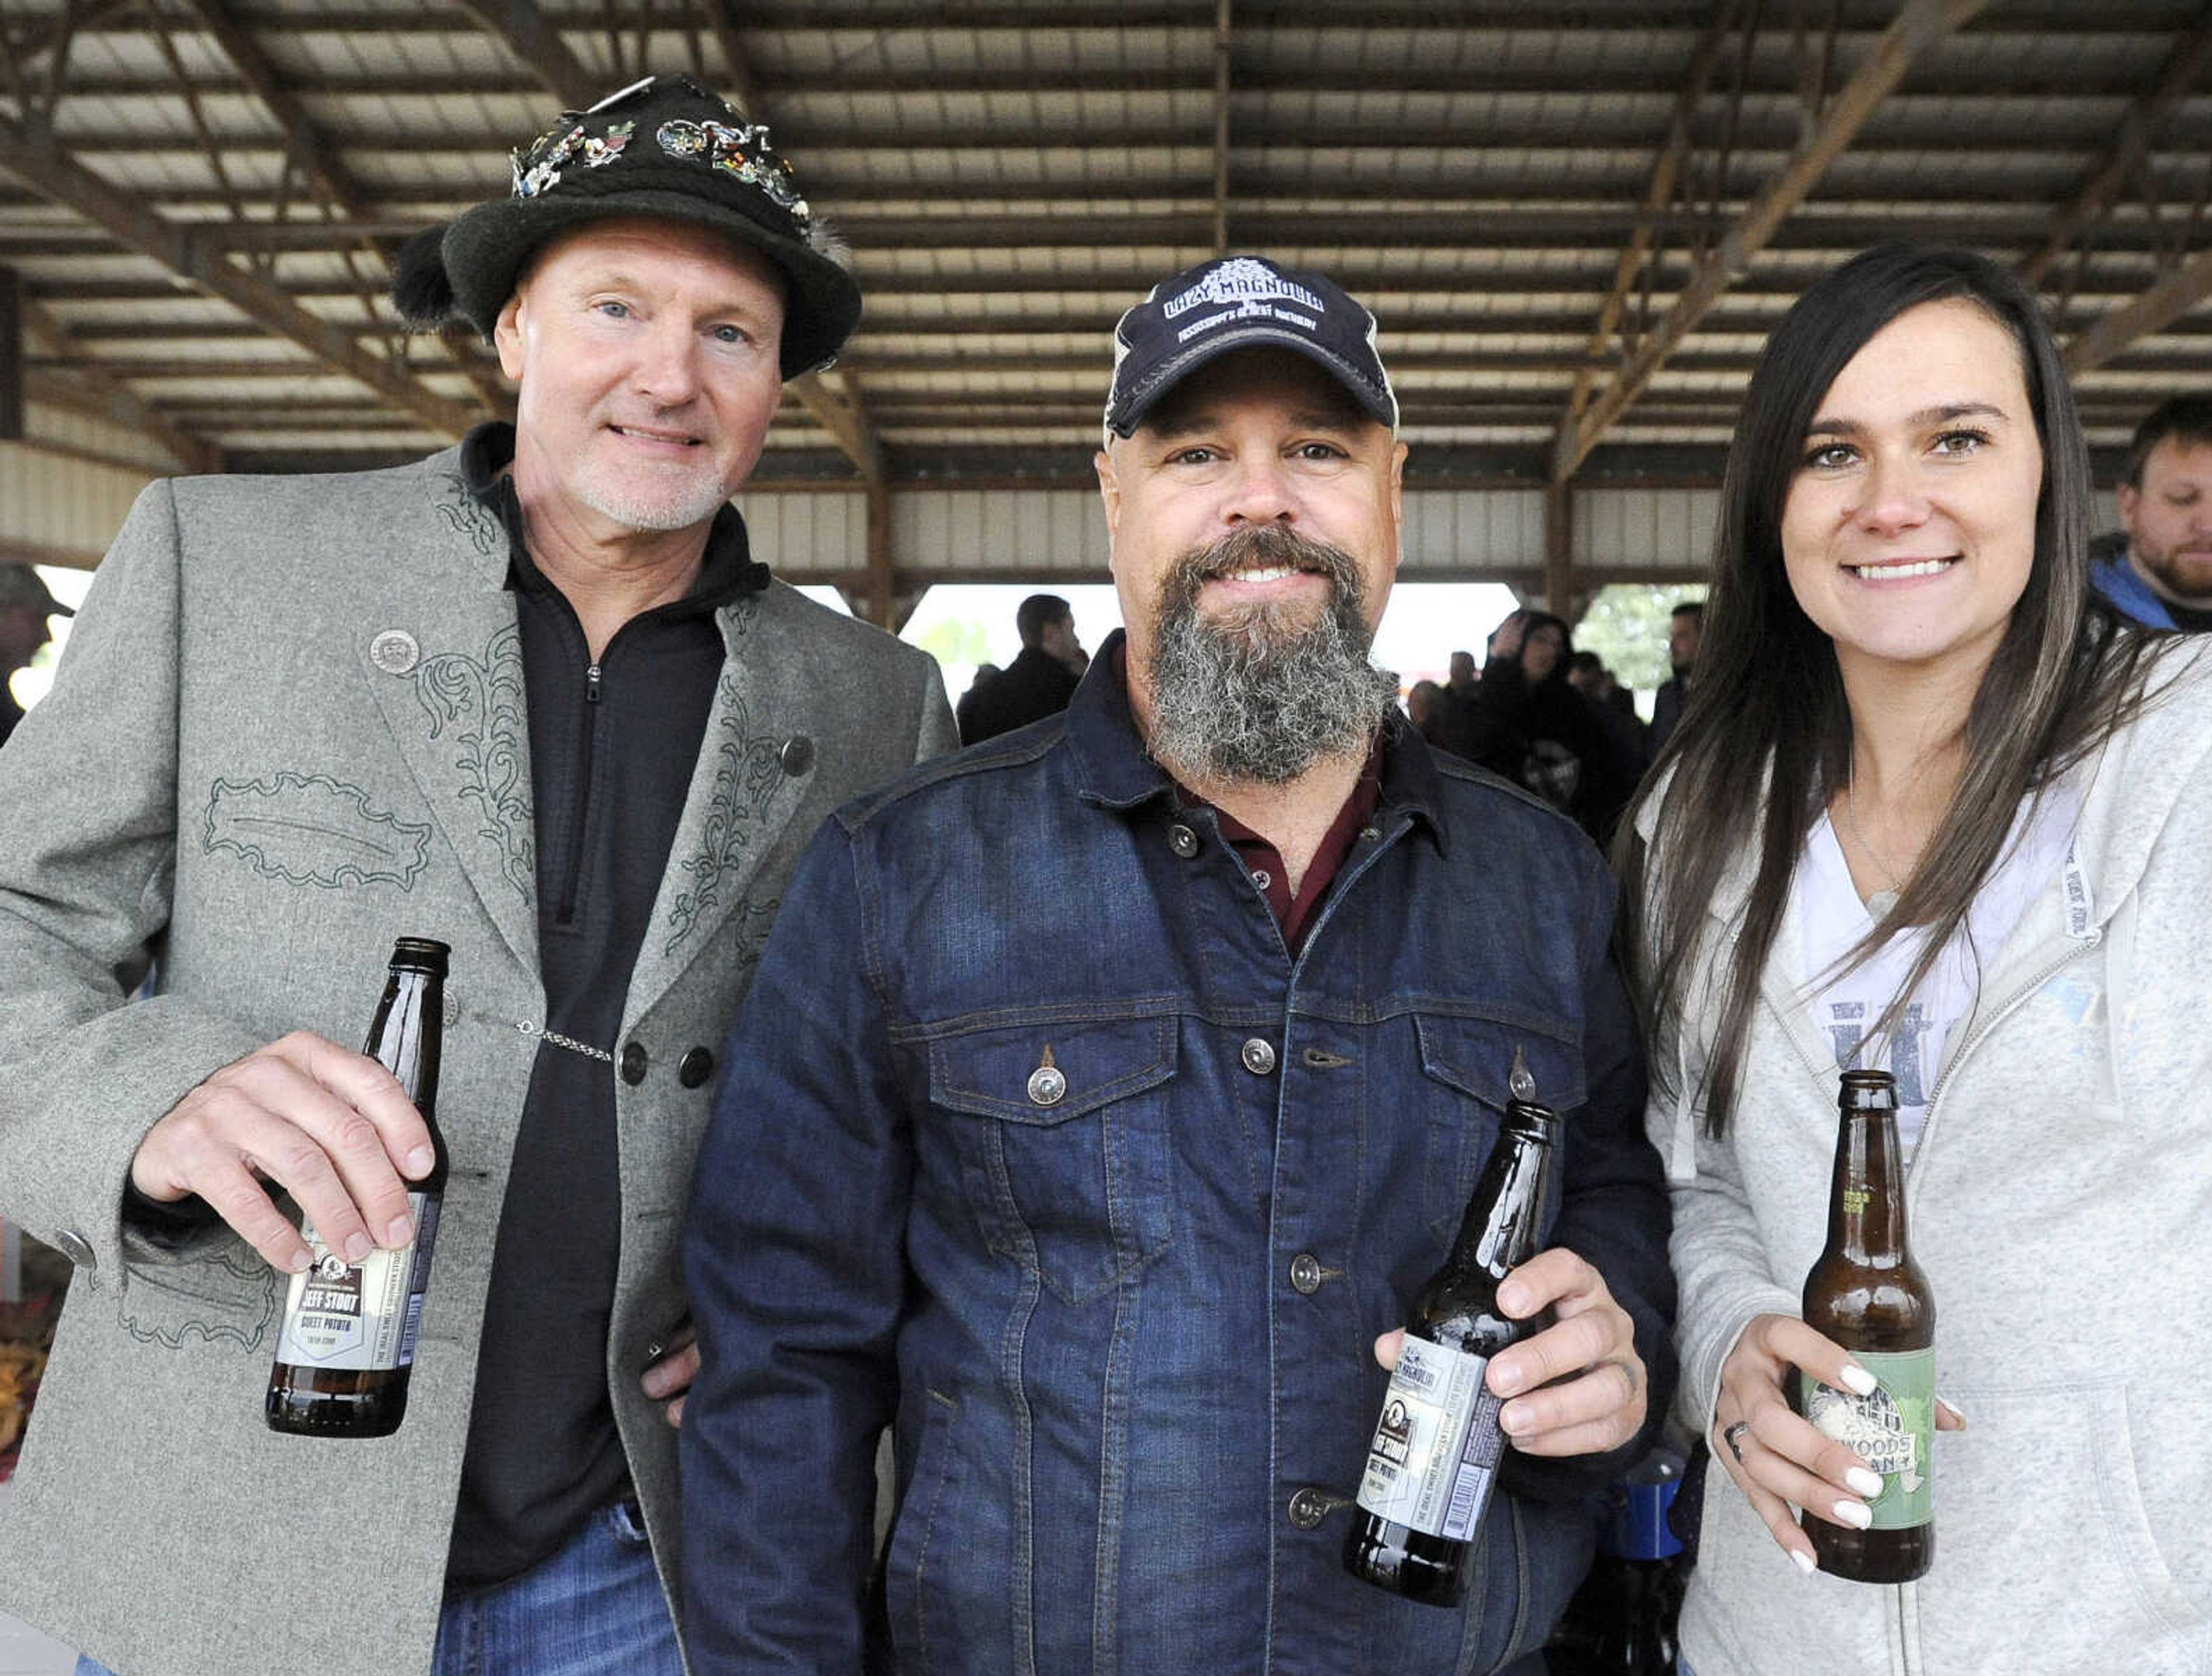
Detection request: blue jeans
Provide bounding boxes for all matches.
[77,1500,680,1676]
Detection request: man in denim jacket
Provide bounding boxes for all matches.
[679,258,1676,1675]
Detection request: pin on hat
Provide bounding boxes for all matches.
[0,565,74,620]
[1104,255,1397,439]
[391,74,860,379]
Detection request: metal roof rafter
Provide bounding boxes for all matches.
[168,0,513,419]
[1553,0,1743,464]
[2021,5,2212,292]
[1552,0,1988,483]
[2063,246,2212,376]
[18,291,223,472]
[0,48,482,439]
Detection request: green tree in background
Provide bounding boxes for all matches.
[1573,582,1707,695]
[914,618,994,674]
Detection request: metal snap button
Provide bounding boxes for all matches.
[779,735,816,777]
[369,629,420,675]
[1026,1045,1066,1107]
[1240,1038,1277,1076]
[1289,1252,1325,1295]
[1358,824,1381,843]
[620,1042,649,1085]
[677,1047,714,1088]
[1251,868,1272,890]
[1168,823,1200,858]
[1287,1488,1342,1530]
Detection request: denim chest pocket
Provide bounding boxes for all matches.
[927,1014,1179,1306]
[1414,1014,1586,1241]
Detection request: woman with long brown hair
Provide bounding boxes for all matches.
[1617,243,2212,1673]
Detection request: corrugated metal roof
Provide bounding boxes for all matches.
[2,0,2209,488]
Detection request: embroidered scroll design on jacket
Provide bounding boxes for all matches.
[415,623,535,905]
[663,678,786,955]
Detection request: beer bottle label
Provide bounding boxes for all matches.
[272,1190,441,1372]
[1802,1346,1935,1531]
[1354,1335,1506,1541]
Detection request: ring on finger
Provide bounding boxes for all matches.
[1722,1419,1751,1465]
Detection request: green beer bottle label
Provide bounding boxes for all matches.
[1802,1346,1934,1530]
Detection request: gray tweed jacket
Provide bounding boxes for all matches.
[0,447,956,1676]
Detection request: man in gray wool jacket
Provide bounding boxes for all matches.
[0,74,953,1676]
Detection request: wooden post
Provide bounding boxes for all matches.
[0,268,21,442]
[865,482,895,630]
[1543,481,1574,617]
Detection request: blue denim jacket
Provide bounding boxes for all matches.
[680,635,1676,1675]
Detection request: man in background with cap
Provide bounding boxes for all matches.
[678,256,1673,1673]
[0,565,72,748]
[0,75,952,1676]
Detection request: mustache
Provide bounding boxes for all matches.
[1166,524,1363,595]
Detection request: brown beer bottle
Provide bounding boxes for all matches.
[1344,1095,1558,1606]
[1796,1068,1935,1581]
[266,937,449,1437]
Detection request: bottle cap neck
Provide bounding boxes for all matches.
[390,936,450,977]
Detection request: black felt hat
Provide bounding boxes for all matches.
[1104,255,1397,438]
[392,75,860,379]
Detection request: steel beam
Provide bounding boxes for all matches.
[1553,0,1988,483]
[2062,245,2212,374]
[2020,7,2212,287]
[0,113,481,438]
[20,293,223,472]
[1553,1,1741,464]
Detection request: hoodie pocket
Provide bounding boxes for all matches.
[1916,1379,2208,1671]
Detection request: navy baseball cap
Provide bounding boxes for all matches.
[1104,256,1398,438]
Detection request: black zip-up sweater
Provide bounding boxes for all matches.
[447,423,765,1589]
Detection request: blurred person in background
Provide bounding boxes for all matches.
[2090,395,2212,630]
[1646,599,1703,757]
[0,566,73,748]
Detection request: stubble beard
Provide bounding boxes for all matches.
[575,460,735,533]
[1143,524,1399,786]
[2139,540,2212,606]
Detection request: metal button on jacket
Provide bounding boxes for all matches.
[1168,823,1200,859]
[369,628,420,675]
[620,1042,649,1085]
[678,1047,714,1088]
[50,1228,96,1271]
[1240,1038,1277,1076]
[1027,1061,1067,1106]
[1289,1252,1326,1295]
[779,735,815,777]
[1287,1488,1341,1530]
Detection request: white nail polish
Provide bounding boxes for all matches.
[1839,1363,1879,1397]
[1845,1466,1884,1498]
[1791,1548,1817,1576]
[1937,1395,1967,1423]
[1834,1499,1873,1530]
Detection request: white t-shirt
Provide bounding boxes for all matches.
[1797,785,2080,1156]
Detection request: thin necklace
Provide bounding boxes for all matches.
[1840,759,1921,917]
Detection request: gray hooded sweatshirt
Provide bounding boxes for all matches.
[1646,640,2212,1676]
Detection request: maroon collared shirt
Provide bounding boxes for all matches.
[1182,746,1384,955]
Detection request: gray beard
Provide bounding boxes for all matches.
[575,454,735,532]
[1143,525,1398,786]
